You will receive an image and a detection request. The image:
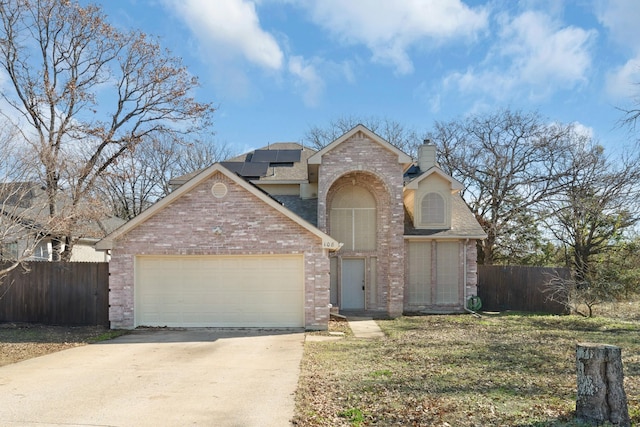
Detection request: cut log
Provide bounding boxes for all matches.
[576,343,630,426]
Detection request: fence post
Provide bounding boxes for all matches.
[576,343,630,426]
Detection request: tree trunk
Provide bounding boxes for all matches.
[60,235,73,262]
[51,238,63,262]
[576,343,630,426]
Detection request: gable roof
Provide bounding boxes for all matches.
[0,181,124,239]
[96,163,340,250]
[404,195,487,239]
[405,166,464,191]
[308,124,413,166]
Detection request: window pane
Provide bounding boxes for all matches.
[1,241,18,260]
[332,186,375,208]
[354,209,376,250]
[330,209,354,251]
[421,192,445,224]
[408,242,431,304]
[436,242,459,304]
[330,185,377,251]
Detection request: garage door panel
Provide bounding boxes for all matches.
[136,255,304,327]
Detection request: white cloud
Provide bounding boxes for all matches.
[165,0,283,70]
[569,121,595,140]
[605,57,640,100]
[302,0,488,75]
[498,11,595,87]
[443,69,506,102]
[595,1,640,101]
[288,56,324,107]
[443,10,595,101]
[595,0,640,54]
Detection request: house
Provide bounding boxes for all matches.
[0,182,124,262]
[97,125,486,330]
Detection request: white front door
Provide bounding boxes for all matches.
[341,258,365,309]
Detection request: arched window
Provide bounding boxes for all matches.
[330,186,376,251]
[421,192,445,225]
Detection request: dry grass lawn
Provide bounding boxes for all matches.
[295,301,640,426]
[0,323,126,367]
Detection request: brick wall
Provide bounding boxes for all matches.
[109,172,330,330]
[465,240,479,297]
[316,131,406,317]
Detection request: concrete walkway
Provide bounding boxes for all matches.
[347,317,385,338]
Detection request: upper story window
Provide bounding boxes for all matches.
[420,192,445,226]
[330,186,376,251]
[0,241,18,261]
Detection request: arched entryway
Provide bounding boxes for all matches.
[326,172,389,312]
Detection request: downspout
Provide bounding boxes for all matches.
[463,238,481,317]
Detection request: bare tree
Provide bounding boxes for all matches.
[304,115,424,156]
[98,134,233,220]
[429,109,574,265]
[545,272,615,318]
[541,140,640,283]
[619,84,640,133]
[174,136,234,180]
[0,123,60,280]
[540,137,640,315]
[0,0,214,260]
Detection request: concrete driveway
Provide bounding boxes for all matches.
[0,328,305,427]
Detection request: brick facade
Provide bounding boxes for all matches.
[316,131,406,316]
[105,126,486,328]
[465,240,479,298]
[108,172,331,330]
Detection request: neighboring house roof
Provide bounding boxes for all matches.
[0,182,48,224]
[96,163,339,250]
[72,215,126,239]
[0,181,124,240]
[308,124,413,166]
[404,195,487,239]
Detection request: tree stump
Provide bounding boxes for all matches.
[576,343,630,426]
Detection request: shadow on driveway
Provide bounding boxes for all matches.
[0,327,305,427]
[103,326,306,344]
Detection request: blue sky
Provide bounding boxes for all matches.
[89,0,640,155]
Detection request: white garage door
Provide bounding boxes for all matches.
[135,255,304,327]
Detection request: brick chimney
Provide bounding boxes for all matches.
[418,140,437,171]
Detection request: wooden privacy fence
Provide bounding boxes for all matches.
[478,265,570,314]
[0,262,109,327]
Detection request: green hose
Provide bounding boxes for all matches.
[466,295,482,311]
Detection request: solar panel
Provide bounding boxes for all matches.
[275,149,301,162]
[240,162,270,177]
[252,150,278,162]
[252,149,301,163]
[220,162,244,175]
